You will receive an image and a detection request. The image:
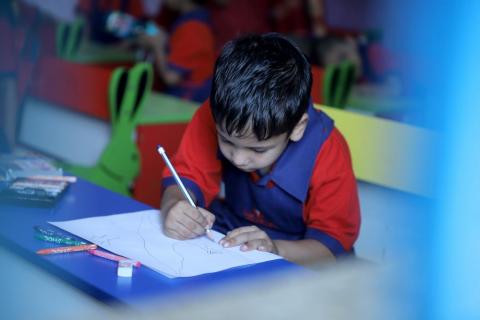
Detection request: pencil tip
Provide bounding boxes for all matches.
[206,230,216,243]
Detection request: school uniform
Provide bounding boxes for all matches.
[162,101,360,255]
[166,9,215,102]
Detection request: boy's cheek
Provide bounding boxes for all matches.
[218,145,231,162]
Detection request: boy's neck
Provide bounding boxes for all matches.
[258,166,272,176]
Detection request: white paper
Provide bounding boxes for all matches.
[50,210,280,278]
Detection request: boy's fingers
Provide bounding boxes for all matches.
[164,227,181,239]
[174,221,200,239]
[173,202,207,235]
[175,215,205,237]
[198,208,216,228]
[164,201,217,239]
[221,229,265,247]
[164,201,210,239]
[224,226,258,239]
[183,205,208,227]
[240,239,275,252]
[164,224,190,240]
[240,239,263,251]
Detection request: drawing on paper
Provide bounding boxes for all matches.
[50,209,280,278]
[88,234,120,247]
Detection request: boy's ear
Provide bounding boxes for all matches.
[289,113,309,142]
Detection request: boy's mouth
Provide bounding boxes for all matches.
[235,165,253,172]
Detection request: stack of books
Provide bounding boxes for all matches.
[0,154,73,206]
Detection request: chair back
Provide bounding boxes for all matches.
[16,56,154,195]
[56,18,85,60]
[95,62,153,189]
[323,63,341,107]
[319,61,356,109]
[334,60,356,109]
[67,62,153,195]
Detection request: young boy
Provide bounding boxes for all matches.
[138,0,215,102]
[161,33,360,265]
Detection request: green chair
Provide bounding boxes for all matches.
[56,18,134,64]
[322,61,356,109]
[334,60,356,109]
[65,63,153,195]
[322,63,341,107]
[56,18,85,60]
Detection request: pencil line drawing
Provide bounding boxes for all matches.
[50,210,280,277]
[89,234,120,247]
[135,210,179,275]
[171,243,185,275]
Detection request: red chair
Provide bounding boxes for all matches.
[311,65,325,104]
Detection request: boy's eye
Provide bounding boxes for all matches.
[219,135,268,153]
[219,136,232,145]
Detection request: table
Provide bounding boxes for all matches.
[0,177,299,310]
[0,179,429,319]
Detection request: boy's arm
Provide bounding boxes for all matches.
[160,185,215,240]
[138,31,183,86]
[160,185,192,219]
[220,227,335,265]
[274,239,335,264]
[145,21,214,88]
[161,101,222,207]
[221,129,360,264]
[160,101,222,238]
[301,128,361,257]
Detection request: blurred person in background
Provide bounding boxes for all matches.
[135,0,215,102]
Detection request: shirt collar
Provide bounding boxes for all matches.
[269,104,334,201]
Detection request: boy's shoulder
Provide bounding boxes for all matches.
[173,9,211,31]
[298,105,352,172]
[311,125,354,183]
[304,105,350,151]
[184,100,217,141]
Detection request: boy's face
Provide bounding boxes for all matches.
[216,125,290,173]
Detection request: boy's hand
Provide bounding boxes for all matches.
[163,200,215,240]
[219,226,278,254]
[136,27,168,50]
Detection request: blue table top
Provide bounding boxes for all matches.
[0,178,300,307]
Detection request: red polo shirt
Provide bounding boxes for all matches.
[162,100,360,255]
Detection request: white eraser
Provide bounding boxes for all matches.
[117,260,133,277]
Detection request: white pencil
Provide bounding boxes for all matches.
[157,145,215,242]
[28,175,77,183]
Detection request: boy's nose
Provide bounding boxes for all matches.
[230,150,249,167]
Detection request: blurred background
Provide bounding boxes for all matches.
[0,0,478,319]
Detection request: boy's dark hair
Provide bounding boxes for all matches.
[210,33,312,140]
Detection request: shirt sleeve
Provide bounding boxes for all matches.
[161,101,222,207]
[303,128,361,255]
[168,21,215,78]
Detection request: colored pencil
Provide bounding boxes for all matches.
[29,175,77,183]
[36,244,97,255]
[88,249,141,268]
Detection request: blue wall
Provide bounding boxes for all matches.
[381,1,480,318]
